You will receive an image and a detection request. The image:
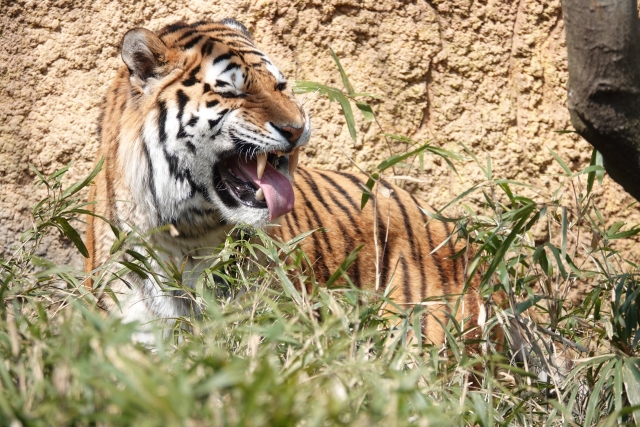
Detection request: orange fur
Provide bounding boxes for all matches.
[85,19,485,346]
[274,168,484,345]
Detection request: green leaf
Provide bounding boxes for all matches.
[325,245,364,288]
[623,359,640,424]
[274,266,302,305]
[48,162,72,181]
[110,230,129,255]
[515,294,544,315]
[587,148,599,195]
[479,202,537,289]
[561,206,568,261]
[533,246,551,276]
[52,217,89,258]
[595,150,605,184]
[329,46,354,95]
[293,81,358,142]
[614,358,623,414]
[498,182,516,207]
[376,144,432,172]
[62,157,104,199]
[360,173,379,210]
[336,91,357,141]
[355,102,375,121]
[584,358,615,426]
[119,261,149,279]
[29,163,49,187]
[544,243,568,280]
[284,228,323,248]
[548,148,572,176]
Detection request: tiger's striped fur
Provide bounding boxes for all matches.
[274,168,484,346]
[86,19,484,345]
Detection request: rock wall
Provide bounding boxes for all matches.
[1,0,637,267]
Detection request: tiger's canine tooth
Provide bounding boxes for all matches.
[255,187,265,201]
[257,153,267,179]
[289,148,300,177]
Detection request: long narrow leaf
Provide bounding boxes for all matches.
[548,148,572,176]
[62,157,104,199]
[479,203,537,289]
[623,359,640,424]
[52,217,89,258]
[329,46,354,95]
[325,245,364,288]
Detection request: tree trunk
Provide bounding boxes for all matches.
[562,0,640,200]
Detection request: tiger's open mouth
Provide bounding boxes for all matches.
[215,149,300,220]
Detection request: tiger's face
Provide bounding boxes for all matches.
[119,19,310,236]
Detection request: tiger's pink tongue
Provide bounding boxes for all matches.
[236,157,294,220]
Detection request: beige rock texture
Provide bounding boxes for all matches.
[1,0,638,268]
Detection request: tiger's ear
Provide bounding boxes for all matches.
[121,28,167,82]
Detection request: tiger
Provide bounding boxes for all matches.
[85,18,486,346]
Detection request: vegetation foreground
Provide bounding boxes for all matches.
[3,65,640,426]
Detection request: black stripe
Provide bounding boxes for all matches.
[211,31,252,41]
[189,20,210,29]
[282,212,293,232]
[215,80,231,87]
[289,194,302,230]
[316,170,359,210]
[213,52,234,65]
[377,210,390,291]
[411,195,449,299]
[157,100,168,144]
[185,140,196,153]
[183,35,203,50]
[298,170,361,287]
[400,257,411,303]
[301,170,359,227]
[142,143,158,210]
[235,48,265,57]
[390,189,420,265]
[176,90,189,119]
[442,220,460,287]
[182,66,201,87]
[406,196,429,301]
[186,115,199,127]
[424,214,449,298]
[297,169,333,215]
[176,30,197,42]
[164,149,180,175]
[206,99,219,108]
[201,40,214,57]
[296,189,332,282]
[225,40,253,49]
[158,22,190,37]
[223,62,241,73]
[203,83,213,94]
[176,91,190,140]
[208,109,229,129]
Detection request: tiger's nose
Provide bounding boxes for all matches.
[272,123,304,145]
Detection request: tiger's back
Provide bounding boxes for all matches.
[275,168,484,345]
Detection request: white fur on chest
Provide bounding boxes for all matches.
[113,227,232,344]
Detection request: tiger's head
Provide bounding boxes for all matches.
[114,19,310,236]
